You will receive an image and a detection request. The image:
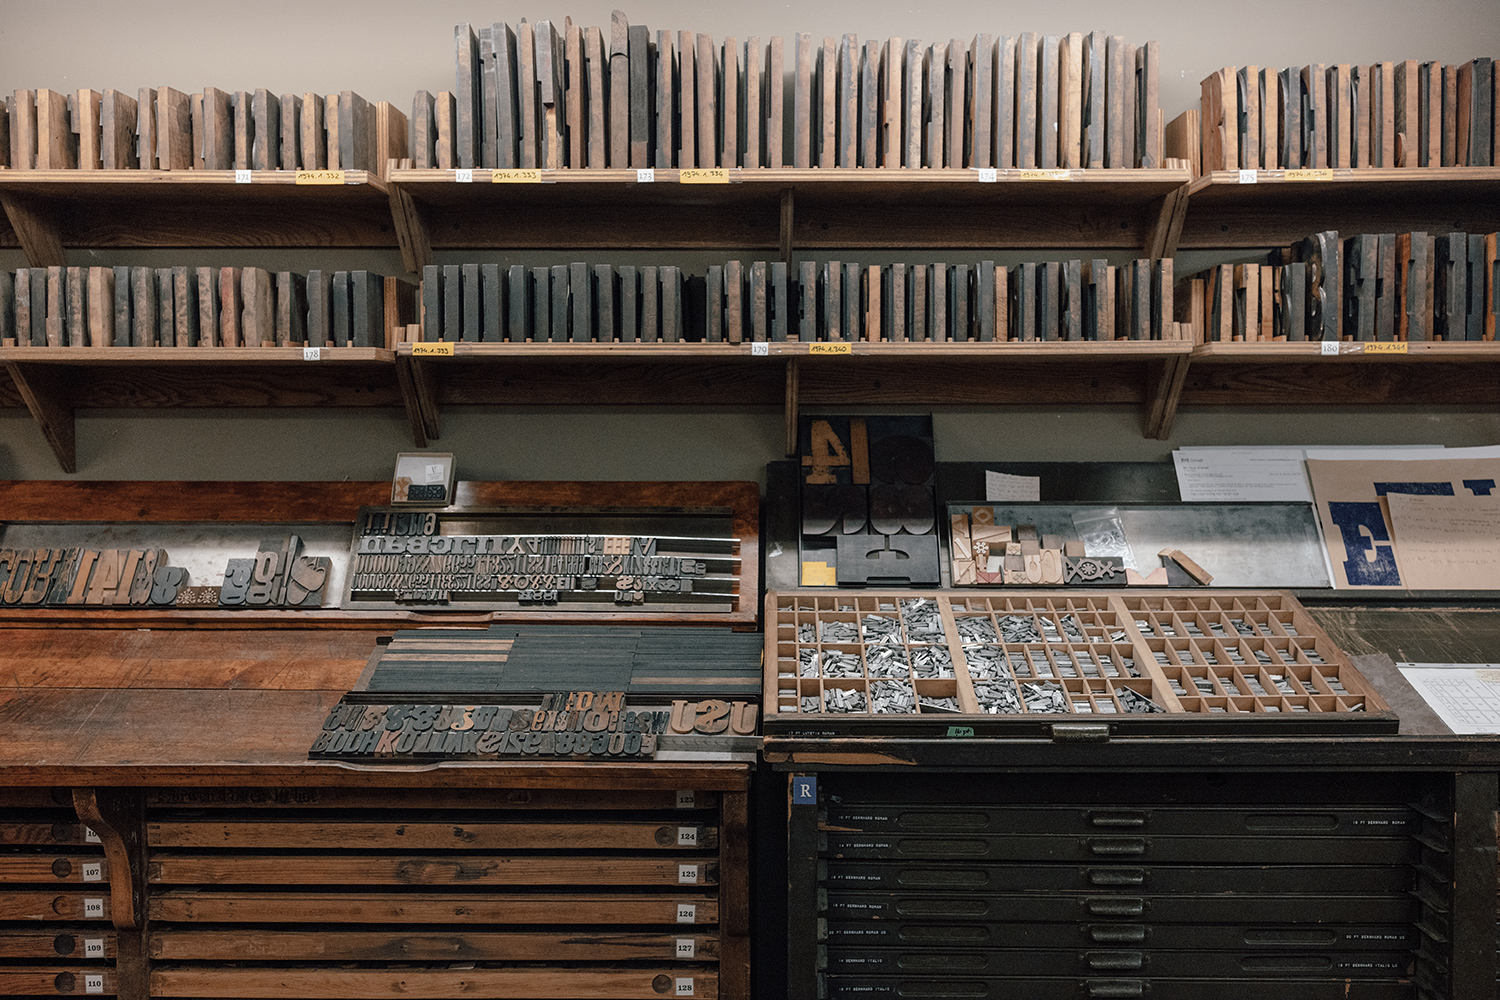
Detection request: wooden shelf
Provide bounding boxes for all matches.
[386,167,1191,271]
[0,169,395,266]
[1175,167,1500,251]
[0,347,398,473]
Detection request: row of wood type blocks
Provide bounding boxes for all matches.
[3,87,397,172]
[1186,230,1499,343]
[429,18,1165,171]
[0,790,116,999]
[1197,57,1498,174]
[417,258,1188,344]
[0,266,412,349]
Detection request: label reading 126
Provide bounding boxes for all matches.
[676,902,697,923]
[676,978,695,996]
[83,898,104,919]
[677,864,699,884]
[675,790,696,809]
[677,826,698,847]
[85,974,104,995]
[84,939,104,959]
[82,862,103,882]
[676,938,696,959]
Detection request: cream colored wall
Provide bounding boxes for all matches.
[1,0,1497,482]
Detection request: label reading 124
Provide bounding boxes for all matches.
[85,975,104,995]
[809,342,852,355]
[676,902,697,923]
[411,342,455,356]
[295,169,346,185]
[493,169,543,183]
[677,864,699,884]
[84,939,104,959]
[679,168,729,184]
[83,898,104,919]
[676,978,695,996]
[677,826,699,847]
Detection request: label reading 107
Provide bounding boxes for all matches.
[82,862,103,882]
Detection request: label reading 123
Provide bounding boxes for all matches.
[675,790,695,809]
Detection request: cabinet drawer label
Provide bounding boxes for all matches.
[677,864,699,883]
[676,902,697,923]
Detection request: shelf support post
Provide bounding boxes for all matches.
[394,353,441,447]
[779,187,795,263]
[0,190,66,267]
[1142,354,1190,440]
[6,361,77,472]
[784,358,800,456]
[1143,183,1189,261]
[387,161,434,274]
[73,788,148,1000]
[1452,771,1500,996]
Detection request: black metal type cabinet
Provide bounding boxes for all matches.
[768,737,1499,1000]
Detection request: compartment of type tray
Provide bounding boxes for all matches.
[763,590,1394,735]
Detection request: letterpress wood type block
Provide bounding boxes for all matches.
[930,262,948,341]
[330,270,351,347]
[976,260,996,341]
[1372,62,1395,167]
[454,23,482,169]
[860,39,879,168]
[272,271,296,346]
[339,92,372,172]
[1014,262,1037,340]
[817,36,836,168]
[306,269,330,348]
[1343,235,1376,341]
[680,29,699,168]
[441,264,462,341]
[1467,233,1487,340]
[1063,259,1084,340]
[744,37,763,168]
[0,270,14,345]
[278,93,301,170]
[570,261,593,342]
[64,266,84,347]
[419,266,440,341]
[153,268,174,347]
[1121,41,1137,166]
[1278,68,1302,168]
[10,89,37,169]
[1058,33,1082,169]
[518,22,540,168]
[925,42,946,167]
[608,13,630,166]
[1399,232,1430,341]
[654,30,674,168]
[949,263,971,341]
[478,26,498,168]
[14,270,32,346]
[1434,233,1467,340]
[72,88,102,169]
[1017,33,1039,167]
[836,34,858,167]
[464,263,484,342]
[946,40,965,167]
[1301,64,1326,167]
[292,93,324,170]
[195,87,231,170]
[493,23,519,169]
[901,38,922,168]
[616,264,637,342]
[888,262,907,342]
[767,35,786,167]
[509,264,530,340]
[173,266,198,347]
[864,264,880,341]
[1259,69,1280,168]
[482,263,503,342]
[844,261,862,339]
[771,261,789,341]
[640,265,659,342]
[722,36,739,168]
[911,263,927,341]
[36,89,76,169]
[249,89,279,171]
[1038,35,1059,168]
[100,90,138,169]
[1037,261,1059,341]
[1081,33,1104,168]
[750,261,768,342]
[1235,67,1258,169]
[351,271,382,348]
[970,34,994,168]
[798,261,817,340]
[1107,38,1132,168]
[565,24,585,168]
[1138,41,1161,166]
[239,268,272,347]
[87,268,114,348]
[664,266,684,342]
[877,37,900,167]
[627,24,650,167]
[211,268,238,347]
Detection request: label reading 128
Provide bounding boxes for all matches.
[676,902,697,923]
[676,978,695,996]
[677,864,698,884]
[83,898,104,919]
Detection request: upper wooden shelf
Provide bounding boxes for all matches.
[1191,341,1500,362]
[386,167,1192,269]
[0,169,395,265]
[1175,167,1500,250]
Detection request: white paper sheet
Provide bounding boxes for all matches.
[1397,664,1500,735]
[1172,444,1451,504]
[985,471,1041,502]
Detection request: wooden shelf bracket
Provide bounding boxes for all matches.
[784,358,799,457]
[6,360,77,472]
[1143,183,1190,260]
[0,189,67,267]
[394,353,441,447]
[779,187,795,262]
[1142,354,1190,440]
[388,164,435,275]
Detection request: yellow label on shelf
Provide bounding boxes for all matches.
[492,169,543,183]
[295,169,346,185]
[411,342,455,357]
[801,561,837,586]
[809,342,853,355]
[1012,169,1072,180]
[1364,341,1409,354]
[1283,169,1334,181]
[679,168,730,184]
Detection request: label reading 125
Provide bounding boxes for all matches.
[677,864,699,884]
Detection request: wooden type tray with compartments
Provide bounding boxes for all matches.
[764,589,1393,736]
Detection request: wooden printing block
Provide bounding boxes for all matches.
[173,266,198,347]
[278,272,307,346]
[608,13,630,166]
[820,262,840,340]
[788,35,810,167]
[455,23,482,169]
[548,263,569,341]
[1207,264,1230,342]
[714,268,732,341]
[1065,555,1125,585]
[744,37,762,168]
[1277,68,1302,167]
[796,261,816,340]
[885,263,909,342]
[1059,259,1082,340]
[1011,263,1036,341]
[239,268,274,347]
[970,34,994,169]
[352,272,382,348]
[1432,233,1466,341]
[1257,263,1274,340]
[724,261,743,343]
[750,262,768,342]
[1417,62,1440,167]
[420,266,441,341]
[21,268,42,346]
[858,38,877,169]
[953,558,978,585]
[815,36,838,168]
[0,271,14,345]
[722,36,739,168]
[339,92,372,172]
[1121,41,1136,166]
[640,265,660,342]
[569,261,593,342]
[864,265,881,342]
[10,89,37,169]
[945,40,966,167]
[908,263,927,341]
[609,266,632,343]
[285,556,331,607]
[477,27,499,168]
[464,263,483,341]
[124,268,148,347]
[136,87,161,167]
[592,264,613,342]
[1232,264,1254,341]
[432,92,455,169]
[1326,64,1350,168]
[1371,62,1395,167]
[943,264,965,341]
[296,269,327,348]
[494,23,520,169]
[1466,233,1487,341]
[1039,546,1064,585]
[147,269,172,347]
[663,266,684,341]
[1038,35,1059,168]
[1304,231,1342,341]
[442,264,462,341]
[1016,33,1039,167]
[509,264,531,340]
[1082,260,1106,340]
[1235,66,1258,169]
[680,30,699,168]
[767,36,785,168]
[844,262,862,340]
[566,25,585,168]
[1437,65,1457,166]
[71,89,102,169]
[194,87,231,169]
[924,42,946,167]
[1078,33,1103,169]
[1037,261,1059,341]
[228,90,250,169]
[1393,60,1418,167]
[35,89,76,168]
[218,267,242,347]
[59,267,82,347]
[1278,261,1306,341]
[1106,38,1131,168]
[901,39,922,168]
[1488,233,1500,342]
[483,263,503,342]
[1459,58,1494,166]
[329,270,351,347]
[536,22,565,169]
[99,90,138,168]
[1153,259,1174,340]
[1059,33,1083,169]
[1129,260,1151,339]
[518,23,540,169]
[277,93,300,170]
[654,30,674,168]
[249,89,279,171]
[1343,235,1377,341]
[1159,548,1214,585]
[771,262,789,341]
[1258,69,1280,168]
[1405,232,1433,342]
[1368,234,1397,342]
[1138,41,1161,167]
[192,267,216,347]
[1301,64,1326,167]
[950,512,973,562]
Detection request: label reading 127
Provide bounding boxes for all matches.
[676,938,696,958]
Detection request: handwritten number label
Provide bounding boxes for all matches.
[809,342,852,355]
[975,167,998,183]
[637,168,656,183]
[750,341,769,356]
[234,169,252,184]
[412,342,455,356]
[493,169,543,183]
[676,902,697,923]
[679,168,729,184]
[295,169,346,185]
[677,864,698,884]
[454,168,473,183]
[1238,169,1257,184]
[1364,341,1408,354]
[1285,168,1334,181]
